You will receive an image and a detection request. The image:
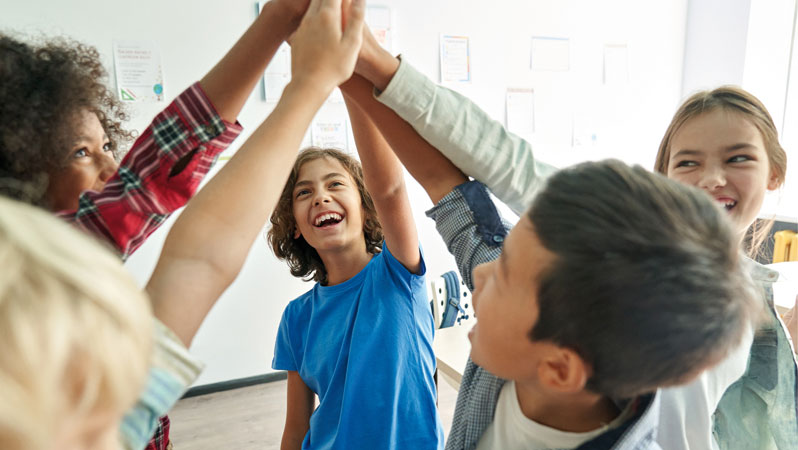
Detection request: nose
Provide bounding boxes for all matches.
[313,191,331,206]
[696,164,726,191]
[96,152,118,184]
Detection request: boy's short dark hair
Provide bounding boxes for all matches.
[268,148,383,284]
[527,160,759,399]
[0,33,133,206]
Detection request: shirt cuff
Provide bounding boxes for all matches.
[177,82,244,156]
[375,57,437,122]
[152,319,204,386]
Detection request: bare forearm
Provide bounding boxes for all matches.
[341,75,420,271]
[200,1,301,122]
[282,371,313,450]
[340,75,466,204]
[354,34,399,92]
[150,81,327,345]
[342,85,404,200]
[281,430,306,450]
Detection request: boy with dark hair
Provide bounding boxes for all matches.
[339,73,759,449]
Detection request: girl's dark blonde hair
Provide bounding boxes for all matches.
[654,86,788,257]
[268,148,383,284]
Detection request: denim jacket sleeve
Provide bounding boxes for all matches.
[378,58,557,216]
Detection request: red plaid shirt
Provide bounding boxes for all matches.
[57,82,242,450]
[57,82,243,261]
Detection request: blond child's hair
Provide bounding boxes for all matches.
[0,196,153,449]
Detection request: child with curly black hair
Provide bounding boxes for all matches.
[0,2,366,448]
[0,0,315,448]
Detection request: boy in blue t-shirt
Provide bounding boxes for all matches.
[268,76,443,449]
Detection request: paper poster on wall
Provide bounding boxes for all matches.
[506,88,535,138]
[311,117,348,151]
[113,40,164,102]
[366,5,393,52]
[440,35,471,83]
[258,2,292,102]
[603,44,629,85]
[530,36,570,71]
[263,42,292,102]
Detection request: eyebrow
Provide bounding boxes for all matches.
[672,143,757,159]
[73,133,110,145]
[294,172,348,189]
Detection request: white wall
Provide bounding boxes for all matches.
[681,0,752,95]
[1,0,690,385]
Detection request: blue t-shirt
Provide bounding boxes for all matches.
[273,244,444,450]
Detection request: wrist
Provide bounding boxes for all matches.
[284,77,332,105]
[261,1,303,37]
[357,48,400,93]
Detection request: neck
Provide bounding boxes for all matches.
[318,240,372,286]
[514,380,621,433]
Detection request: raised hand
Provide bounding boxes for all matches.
[290,0,365,96]
[354,24,400,92]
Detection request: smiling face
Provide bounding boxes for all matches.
[468,216,562,381]
[291,156,367,255]
[666,109,779,238]
[45,110,118,212]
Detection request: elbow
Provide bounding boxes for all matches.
[367,177,406,203]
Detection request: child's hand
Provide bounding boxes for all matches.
[290,0,364,95]
[354,25,383,76]
[353,24,399,92]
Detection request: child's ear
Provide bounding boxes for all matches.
[767,170,781,191]
[537,347,590,394]
[293,227,301,239]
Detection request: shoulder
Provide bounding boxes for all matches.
[372,244,426,280]
[280,287,317,320]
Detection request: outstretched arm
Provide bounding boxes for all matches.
[148,0,365,347]
[342,86,419,272]
[200,0,309,123]
[61,1,313,259]
[355,28,555,215]
[340,74,466,206]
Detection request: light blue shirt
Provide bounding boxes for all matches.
[273,244,444,450]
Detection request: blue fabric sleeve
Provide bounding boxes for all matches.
[380,242,427,280]
[272,307,298,371]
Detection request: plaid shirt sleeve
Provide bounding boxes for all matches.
[56,82,243,261]
[426,181,511,450]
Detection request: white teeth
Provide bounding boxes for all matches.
[314,213,343,226]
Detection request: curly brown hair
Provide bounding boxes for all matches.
[0,33,134,207]
[268,148,383,284]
